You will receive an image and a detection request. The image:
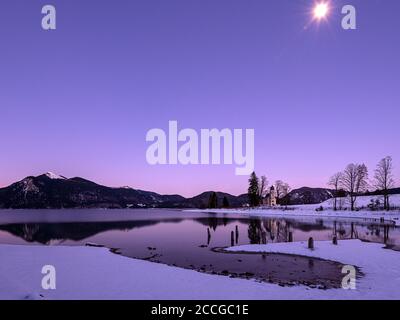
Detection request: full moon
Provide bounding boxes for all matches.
[313,3,329,19]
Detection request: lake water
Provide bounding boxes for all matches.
[0,209,397,288]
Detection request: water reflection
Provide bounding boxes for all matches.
[248,220,295,244]
[0,220,163,244]
[0,215,397,247]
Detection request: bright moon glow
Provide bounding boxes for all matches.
[314,3,329,19]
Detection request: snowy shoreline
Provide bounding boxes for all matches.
[184,194,400,225]
[1,239,399,300]
[225,239,400,299]
[185,207,400,226]
[184,194,400,226]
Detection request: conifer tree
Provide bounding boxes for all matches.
[248,172,260,207]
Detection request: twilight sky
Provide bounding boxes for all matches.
[0,0,399,196]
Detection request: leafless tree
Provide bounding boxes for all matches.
[275,180,291,204]
[374,156,395,210]
[356,164,369,194]
[281,183,291,197]
[328,172,343,211]
[275,180,283,199]
[258,175,268,200]
[341,163,369,211]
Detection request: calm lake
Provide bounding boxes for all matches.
[0,209,397,288]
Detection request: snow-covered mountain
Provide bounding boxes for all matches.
[0,173,246,209]
[0,173,186,209]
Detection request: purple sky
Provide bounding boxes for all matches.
[0,0,399,197]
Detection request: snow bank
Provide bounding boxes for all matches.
[226,239,400,299]
[0,240,399,300]
[291,194,400,211]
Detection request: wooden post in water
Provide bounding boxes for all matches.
[333,235,338,245]
[235,225,239,244]
[308,237,314,249]
[207,227,211,245]
[231,231,234,246]
[288,232,293,242]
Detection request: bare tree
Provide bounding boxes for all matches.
[275,180,291,204]
[356,164,369,194]
[258,175,268,201]
[374,156,395,210]
[328,172,343,211]
[281,183,291,197]
[281,182,291,205]
[341,163,369,211]
[275,180,284,199]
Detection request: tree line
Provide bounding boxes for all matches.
[247,172,290,207]
[206,192,230,209]
[328,156,395,211]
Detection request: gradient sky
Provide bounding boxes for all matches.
[0,0,399,196]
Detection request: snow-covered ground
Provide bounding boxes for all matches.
[291,194,400,211]
[186,194,400,226]
[1,240,399,300]
[226,239,400,299]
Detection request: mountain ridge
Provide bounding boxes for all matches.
[0,173,399,209]
[0,173,236,209]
